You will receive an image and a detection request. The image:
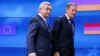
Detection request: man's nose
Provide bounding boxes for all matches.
[48,10,51,13]
[73,11,76,14]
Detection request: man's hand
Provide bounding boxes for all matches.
[28,53,36,56]
[54,52,60,56]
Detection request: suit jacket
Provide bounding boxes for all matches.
[27,15,51,56]
[52,15,75,56]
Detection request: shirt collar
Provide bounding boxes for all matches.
[38,13,46,21]
[65,14,70,20]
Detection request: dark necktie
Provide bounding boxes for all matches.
[45,20,50,30]
[69,19,74,32]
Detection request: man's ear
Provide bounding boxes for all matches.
[66,9,68,12]
[38,8,41,12]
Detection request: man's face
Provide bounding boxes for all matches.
[67,5,77,19]
[39,4,52,18]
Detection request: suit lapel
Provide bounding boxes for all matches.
[63,15,69,24]
[63,15,75,34]
[37,15,51,37]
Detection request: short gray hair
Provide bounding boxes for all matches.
[39,1,52,9]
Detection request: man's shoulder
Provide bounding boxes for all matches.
[32,15,39,20]
[29,16,39,24]
[55,15,65,22]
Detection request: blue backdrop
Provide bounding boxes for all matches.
[0,0,100,56]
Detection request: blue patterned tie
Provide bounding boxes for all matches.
[45,20,50,30]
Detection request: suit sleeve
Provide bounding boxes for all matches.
[27,19,39,54]
[52,18,61,52]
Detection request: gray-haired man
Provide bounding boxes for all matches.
[27,1,52,56]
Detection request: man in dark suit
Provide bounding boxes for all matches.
[27,1,52,56]
[52,3,77,56]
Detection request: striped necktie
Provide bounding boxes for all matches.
[45,20,50,30]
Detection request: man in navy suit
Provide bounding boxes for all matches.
[52,3,77,56]
[27,1,52,56]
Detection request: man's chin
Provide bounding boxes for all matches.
[45,16,49,18]
[46,15,50,17]
[71,15,74,18]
